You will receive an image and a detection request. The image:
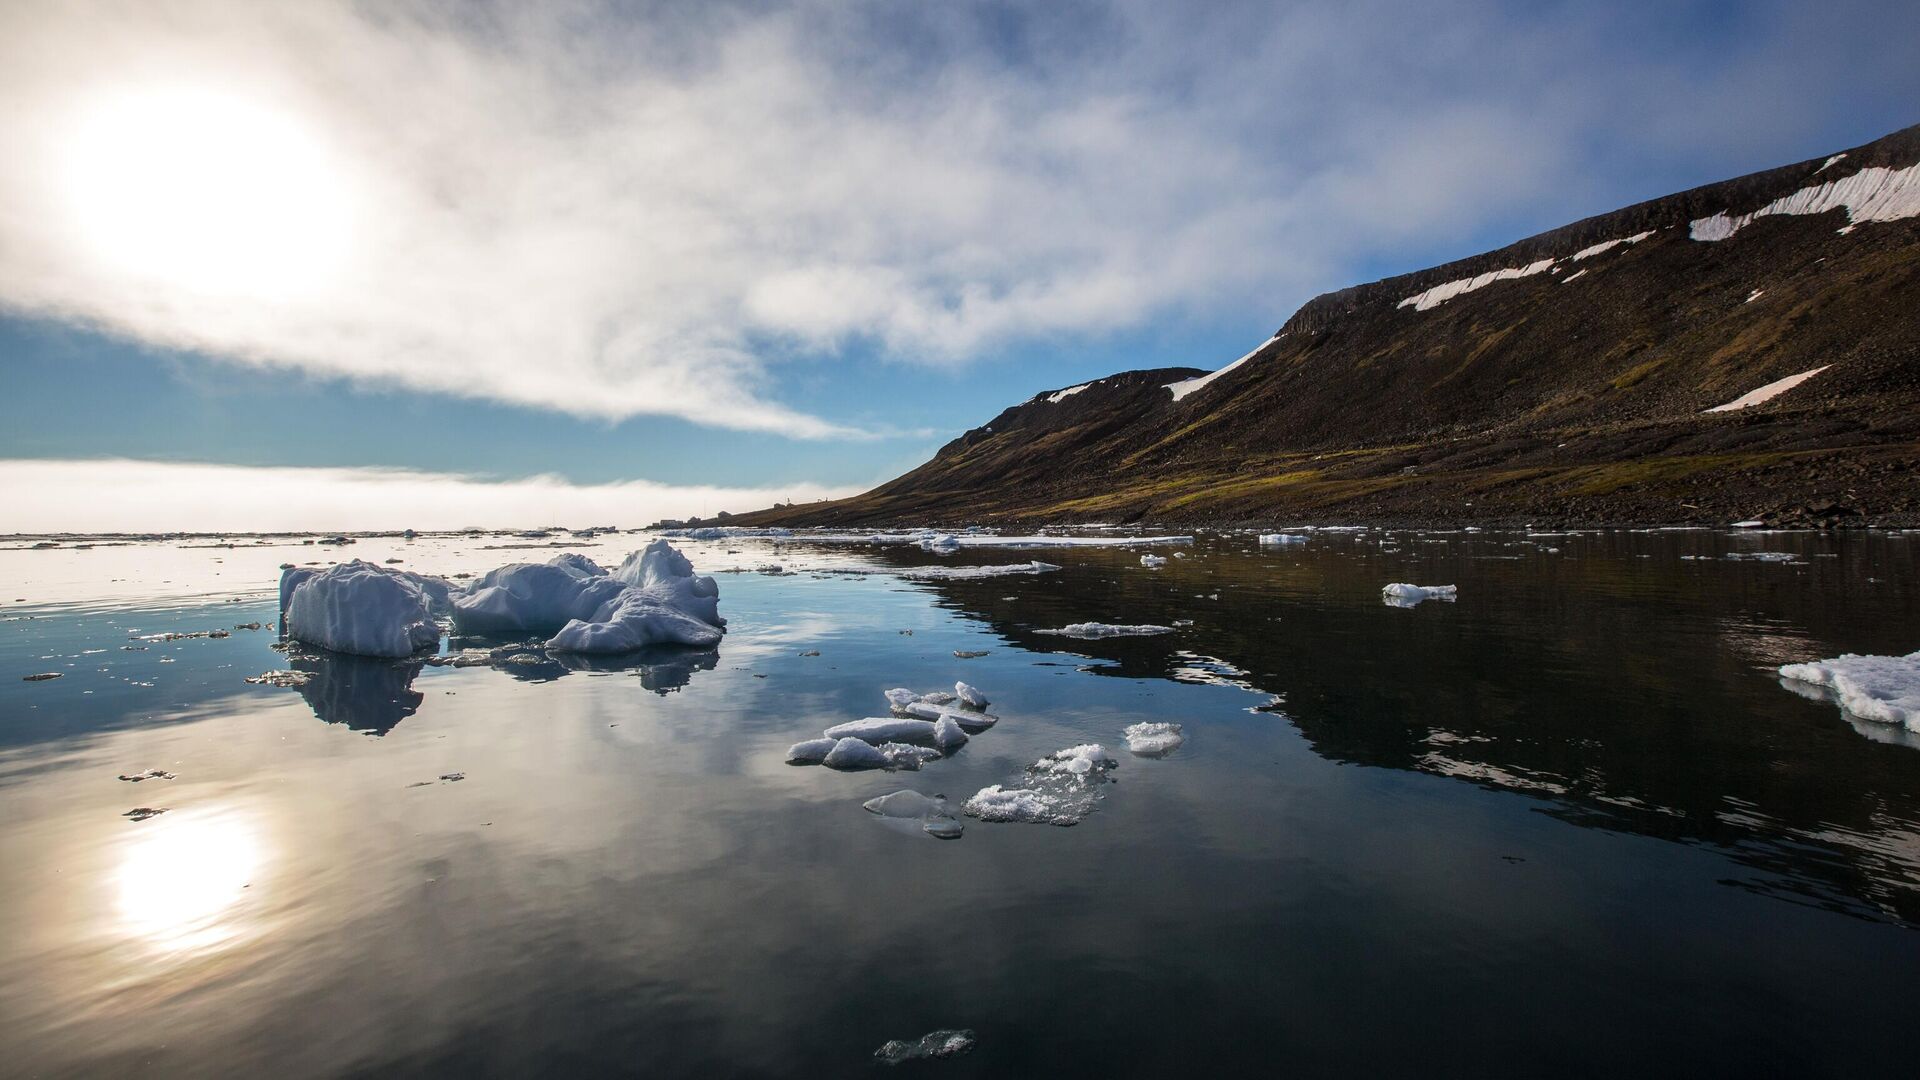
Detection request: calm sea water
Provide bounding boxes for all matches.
[2,528,1917,1077]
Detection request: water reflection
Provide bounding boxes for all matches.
[291,651,426,734]
[115,806,263,954]
[551,646,720,694]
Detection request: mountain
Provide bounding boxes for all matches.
[743,124,1920,528]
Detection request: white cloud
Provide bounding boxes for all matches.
[0,1,1914,439]
[0,459,857,533]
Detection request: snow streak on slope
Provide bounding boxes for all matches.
[1704,366,1830,413]
[1690,163,1920,241]
[1165,338,1275,402]
[1395,259,1556,312]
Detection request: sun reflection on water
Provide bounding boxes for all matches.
[115,808,263,954]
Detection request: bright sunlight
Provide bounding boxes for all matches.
[61,86,355,300]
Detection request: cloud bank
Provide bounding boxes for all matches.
[2,1,1916,439]
[0,459,857,533]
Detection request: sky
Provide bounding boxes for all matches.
[2,0,1917,531]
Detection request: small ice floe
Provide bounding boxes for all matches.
[1779,649,1920,731]
[123,807,168,821]
[1258,533,1307,546]
[786,738,839,764]
[823,717,940,744]
[965,744,1117,826]
[1140,554,1168,568]
[954,681,989,708]
[245,670,312,688]
[863,789,964,839]
[1381,583,1458,608]
[1726,551,1797,563]
[22,672,62,681]
[284,561,443,658]
[1035,623,1176,639]
[954,650,989,658]
[821,737,938,771]
[933,716,969,752]
[1730,519,1767,528]
[874,1029,977,1065]
[1123,722,1185,757]
[117,769,175,782]
[887,687,999,729]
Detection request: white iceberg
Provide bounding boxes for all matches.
[822,737,889,769]
[1123,722,1185,756]
[546,541,727,654]
[823,717,940,744]
[1779,649,1920,731]
[283,561,442,658]
[954,681,989,708]
[785,738,839,764]
[1381,583,1458,608]
[1036,623,1176,638]
[1140,554,1168,568]
[1035,743,1116,777]
[1258,533,1308,545]
[933,715,970,752]
[962,785,1059,823]
[453,556,629,635]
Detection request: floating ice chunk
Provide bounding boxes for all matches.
[919,533,961,553]
[1258,533,1307,545]
[785,738,839,764]
[884,687,922,708]
[611,539,724,628]
[1725,551,1797,563]
[453,561,627,635]
[823,717,940,744]
[963,785,1058,823]
[878,743,942,770]
[1036,623,1176,638]
[1381,583,1458,608]
[1779,650,1920,731]
[1035,743,1116,777]
[1140,554,1168,568]
[896,561,1061,580]
[922,690,957,706]
[1123,722,1186,756]
[875,1029,976,1065]
[933,715,969,752]
[284,561,441,658]
[545,587,723,653]
[1703,366,1829,413]
[823,737,890,770]
[899,701,999,729]
[954,681,989,708]
[1730,519,1767,528]
[862,789,963,836]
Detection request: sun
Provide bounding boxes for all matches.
[61,86,356,300]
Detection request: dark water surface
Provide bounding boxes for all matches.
[3,528,1917,1077]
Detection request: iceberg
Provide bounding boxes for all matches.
[1123,721,1185,756]
[785,737,839,764]
[1381,583,1458,608]
[874,1029,976,1065]
[1036,623,1176,638]
[453,557,629,635]
[283,561,442,658]
[822,717,940,744]
[1779,649,1920,731]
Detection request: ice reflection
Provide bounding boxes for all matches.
[291,652,425,734]
[114,806,263,954]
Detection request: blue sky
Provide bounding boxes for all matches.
[2,0,1917,529]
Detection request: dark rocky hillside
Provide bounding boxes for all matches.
[742,123,1920,527]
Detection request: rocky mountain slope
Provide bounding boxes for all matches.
[743,123,1920,527]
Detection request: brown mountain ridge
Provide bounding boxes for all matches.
[740,123,1920,528]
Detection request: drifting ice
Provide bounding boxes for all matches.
[1779,650,1920,731]
[1037,623,1176,638]
[283,561,443,658]
[1141,554,1168,568]
[1123,722,1185,756]
[1381,583,1458,608]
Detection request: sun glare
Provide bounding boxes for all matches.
[116,810,263,953]
[62,87,355,299]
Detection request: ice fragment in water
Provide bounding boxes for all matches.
[954,681,989,708]
[786,738,839,764]
[1140,554,1168,568]
[1036,623,1176,639]
[1123,721,1185,756]
[933,715,969,752]
[823,717,940,744]
[874,1029,977,1064]
[1381,583,1457,608]
[1779,649,1920,731]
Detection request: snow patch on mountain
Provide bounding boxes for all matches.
[1690,162,1920,241]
